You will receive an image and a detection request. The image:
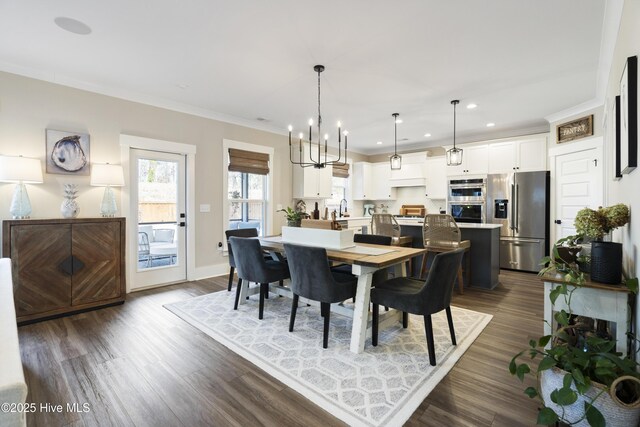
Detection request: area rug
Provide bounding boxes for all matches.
[165,289,492,427]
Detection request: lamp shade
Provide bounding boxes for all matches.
[90,164,124,187]
[0,156,43,183]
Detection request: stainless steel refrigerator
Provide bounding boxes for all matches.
[487,171,550,272]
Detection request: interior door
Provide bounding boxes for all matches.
[554,147,603,239]
[131,149,187,289]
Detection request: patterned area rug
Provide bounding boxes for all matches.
[165,289,492,427]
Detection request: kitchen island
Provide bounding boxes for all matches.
[395,220,501,290]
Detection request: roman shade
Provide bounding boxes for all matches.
[228,149,270,175]
[332,163,349,178]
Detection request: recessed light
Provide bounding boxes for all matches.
[424,133,431,137]
[486,122,495,127]
[256,117,270,122]
[400,138,409,141]
[376,141,383,145]
[54,17,92,35]
[467,103,477,109]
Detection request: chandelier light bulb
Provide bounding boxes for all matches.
[288,125,293,132]
[308,118,313,126]
[298,132,303,139]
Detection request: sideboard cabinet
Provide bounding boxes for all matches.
[2,217,126,324]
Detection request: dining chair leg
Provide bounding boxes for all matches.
[279,279,284,286]
[419,251,430,279]
[372,303,379,346]
[402,312,408,328]
[445,307,457,345]
[424,315,436,366]
[227,267,234,291]
[289,294,299,332]
[321,302,330,349]
[259,283,267,320]
[233,278,243,310]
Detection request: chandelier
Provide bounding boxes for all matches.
[390,113,401,170]
[446,99,463,166]
[288,65,348,168]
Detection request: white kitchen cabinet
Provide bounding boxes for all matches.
[488,137,547,173]
[352,162,373,200]
[371,163,396,200]
[292,162,333,199]
[425,157,447,199]
[445,144,489,176]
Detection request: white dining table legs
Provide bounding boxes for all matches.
[349,265,376,353]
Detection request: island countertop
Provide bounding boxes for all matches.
[395,219,502,229]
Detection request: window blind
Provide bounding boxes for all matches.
[228,148,270,175]
[332,163,349,178]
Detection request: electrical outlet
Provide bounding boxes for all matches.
[200,204,211,213]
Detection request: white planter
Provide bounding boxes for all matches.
[540,367,640,427]
[281,226,355,250]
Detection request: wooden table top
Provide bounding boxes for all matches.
[540,270,632,293]
[259,236,427,269]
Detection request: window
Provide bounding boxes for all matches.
[223,143,273,237]
[325,176,348,215]
[228,171,267,235]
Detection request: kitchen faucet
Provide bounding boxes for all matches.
[339,199,348,217]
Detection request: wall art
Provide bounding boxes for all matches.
[46,129,90,175]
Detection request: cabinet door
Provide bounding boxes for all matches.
[11,224,72,316]
[517,138,547,171]
[317,166,333,198]
[71,222,122,305]
[425,157,447,199]
[464,145,489,174]
[371,163,395,200]
[352,162,372,200]
[488,142,517,173]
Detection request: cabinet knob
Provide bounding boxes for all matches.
[554,219,562,224]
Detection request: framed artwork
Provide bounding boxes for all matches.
[46,129,90,175]
[619,55,637,174]
[615,95,622,179]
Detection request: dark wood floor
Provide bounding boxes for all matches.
[18,269,542,427]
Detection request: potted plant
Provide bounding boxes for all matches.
[574,204,630,284]
[553,234,583,272]
[510,253,640,426]
[278,206,303,227]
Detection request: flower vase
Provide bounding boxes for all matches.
[60,184,79,218]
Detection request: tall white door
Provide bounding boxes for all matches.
[553,146,603,239]
[131,149,187,289]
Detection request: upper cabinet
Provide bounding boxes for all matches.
[292,162,333,199]
[352,162,396,200]
[488,137,547,173]
[445,145,489,176]
[425,157,447,199]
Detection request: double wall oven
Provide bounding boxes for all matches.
[448,177,486,223]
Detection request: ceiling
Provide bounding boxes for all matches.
[0,0,608,154]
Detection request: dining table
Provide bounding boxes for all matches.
[258,236,428,354]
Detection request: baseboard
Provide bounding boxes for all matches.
[191,263,229,281]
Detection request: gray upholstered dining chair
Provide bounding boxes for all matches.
[225,228,260,292]
[370,248,464,366]
[228,237,290,320]
[284,243,358,349]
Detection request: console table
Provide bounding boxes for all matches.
[542,272,633,356]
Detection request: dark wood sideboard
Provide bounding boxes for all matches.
[2,217,126,324]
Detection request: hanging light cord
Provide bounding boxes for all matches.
[317,68,322,138]
[453,101,457,149]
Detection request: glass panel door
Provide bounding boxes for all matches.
[131,149,186,289]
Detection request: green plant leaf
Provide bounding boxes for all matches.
[550,389,559,404]
[555,387,578,406]
[563,373,573,389]
[538,335,552,347]
[509,352,524,375]
[549,287,561,304]
[537,407,558,425]
[554,310,569,326]
[516,363,530,381]
[584,402,605,427]
[571,368,585,385]
[529,339,537,349]
[523,386,538,398]
[626,277,639,294]
[537,356,556,372]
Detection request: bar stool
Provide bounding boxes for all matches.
[418,214,470,293]
[370,214,414,273]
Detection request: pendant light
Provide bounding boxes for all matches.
[390,113,401,170]
[446,100,463,166]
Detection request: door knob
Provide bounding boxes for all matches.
[554,220,562,224]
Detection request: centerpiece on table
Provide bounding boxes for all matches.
[278,206,304,227]
[574,204,630,284]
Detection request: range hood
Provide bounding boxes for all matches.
[389,163,426,187]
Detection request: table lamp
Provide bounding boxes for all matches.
[0,155,44,219]
[90,163,125,217]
